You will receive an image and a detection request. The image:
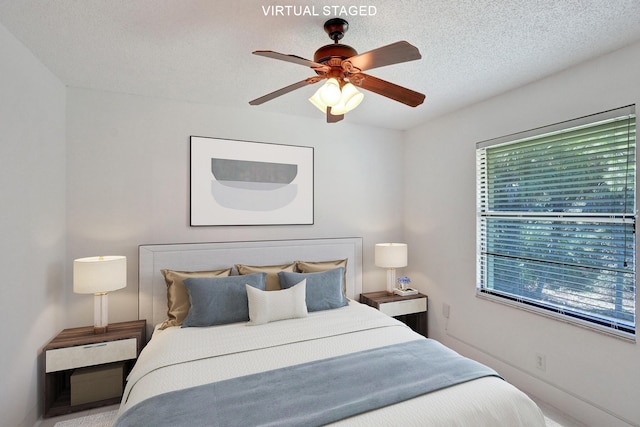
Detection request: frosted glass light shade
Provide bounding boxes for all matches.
[309,80,364,116]
[309,88,328,112]
[319,78,341,106]
[74,256,127,294]
[331,83,364,115]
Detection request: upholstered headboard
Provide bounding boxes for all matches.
[138,238,363,339]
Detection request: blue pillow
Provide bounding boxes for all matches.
[182,273,267,327]
[278,267,347,312]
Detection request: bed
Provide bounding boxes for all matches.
[114,238,545,426]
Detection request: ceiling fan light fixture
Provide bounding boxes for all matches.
[250,19,425,123]
[309,81,364,115]
[331,83,364,115]
[318,78,341,106]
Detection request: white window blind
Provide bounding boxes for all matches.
[476,106,636,339]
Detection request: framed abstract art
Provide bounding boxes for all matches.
[190,136,314,226]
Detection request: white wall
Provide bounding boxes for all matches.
[64,87,405,327]
[0,23,66,427]
[405,41,640,426]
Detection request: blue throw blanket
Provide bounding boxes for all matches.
[115,339,500,427]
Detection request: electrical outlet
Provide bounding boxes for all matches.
[535,353,546,371]
[442,303,450,318]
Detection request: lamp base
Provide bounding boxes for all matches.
[386,268,397,294]
[94,293,110,335]
[93,325,108,334]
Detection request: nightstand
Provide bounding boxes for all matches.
[43,319,146,418]
[360,291,428,337]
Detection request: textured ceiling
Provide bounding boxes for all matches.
[1,0,640,130]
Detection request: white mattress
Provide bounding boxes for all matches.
[118,301,545,426]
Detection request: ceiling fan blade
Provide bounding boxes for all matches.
[344,41,421,72]
[249,78,322,105]
[326,107,344,123]
[354,73,425,107]
[253,51,330,72]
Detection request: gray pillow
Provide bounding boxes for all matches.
[182,273,267,327]
[278,267,347,312]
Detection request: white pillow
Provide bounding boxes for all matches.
[246,280,308,325]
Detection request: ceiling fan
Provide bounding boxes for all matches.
[249,18,426,123]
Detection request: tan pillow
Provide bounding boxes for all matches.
[236,263,295,291]
[295,259,348,294]
[159,268,232,329]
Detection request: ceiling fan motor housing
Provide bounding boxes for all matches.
[313,43,358,65]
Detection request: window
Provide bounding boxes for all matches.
[476,106,636,340]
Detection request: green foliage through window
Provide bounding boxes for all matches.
[476,106,636,338]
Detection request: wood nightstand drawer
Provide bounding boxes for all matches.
[46,337,137,373]
[378,297,427,317]
[361,292,428,337]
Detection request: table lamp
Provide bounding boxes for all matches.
[374,243,408,294]
[73,256,126,334]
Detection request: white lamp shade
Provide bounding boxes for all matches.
[374,243,408,268]
[73,256,127,294]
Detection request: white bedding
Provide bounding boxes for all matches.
[118,301,545,426]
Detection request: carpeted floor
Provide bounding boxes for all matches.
[53,409,117,427]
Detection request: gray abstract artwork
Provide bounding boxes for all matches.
[211,158,298,211]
